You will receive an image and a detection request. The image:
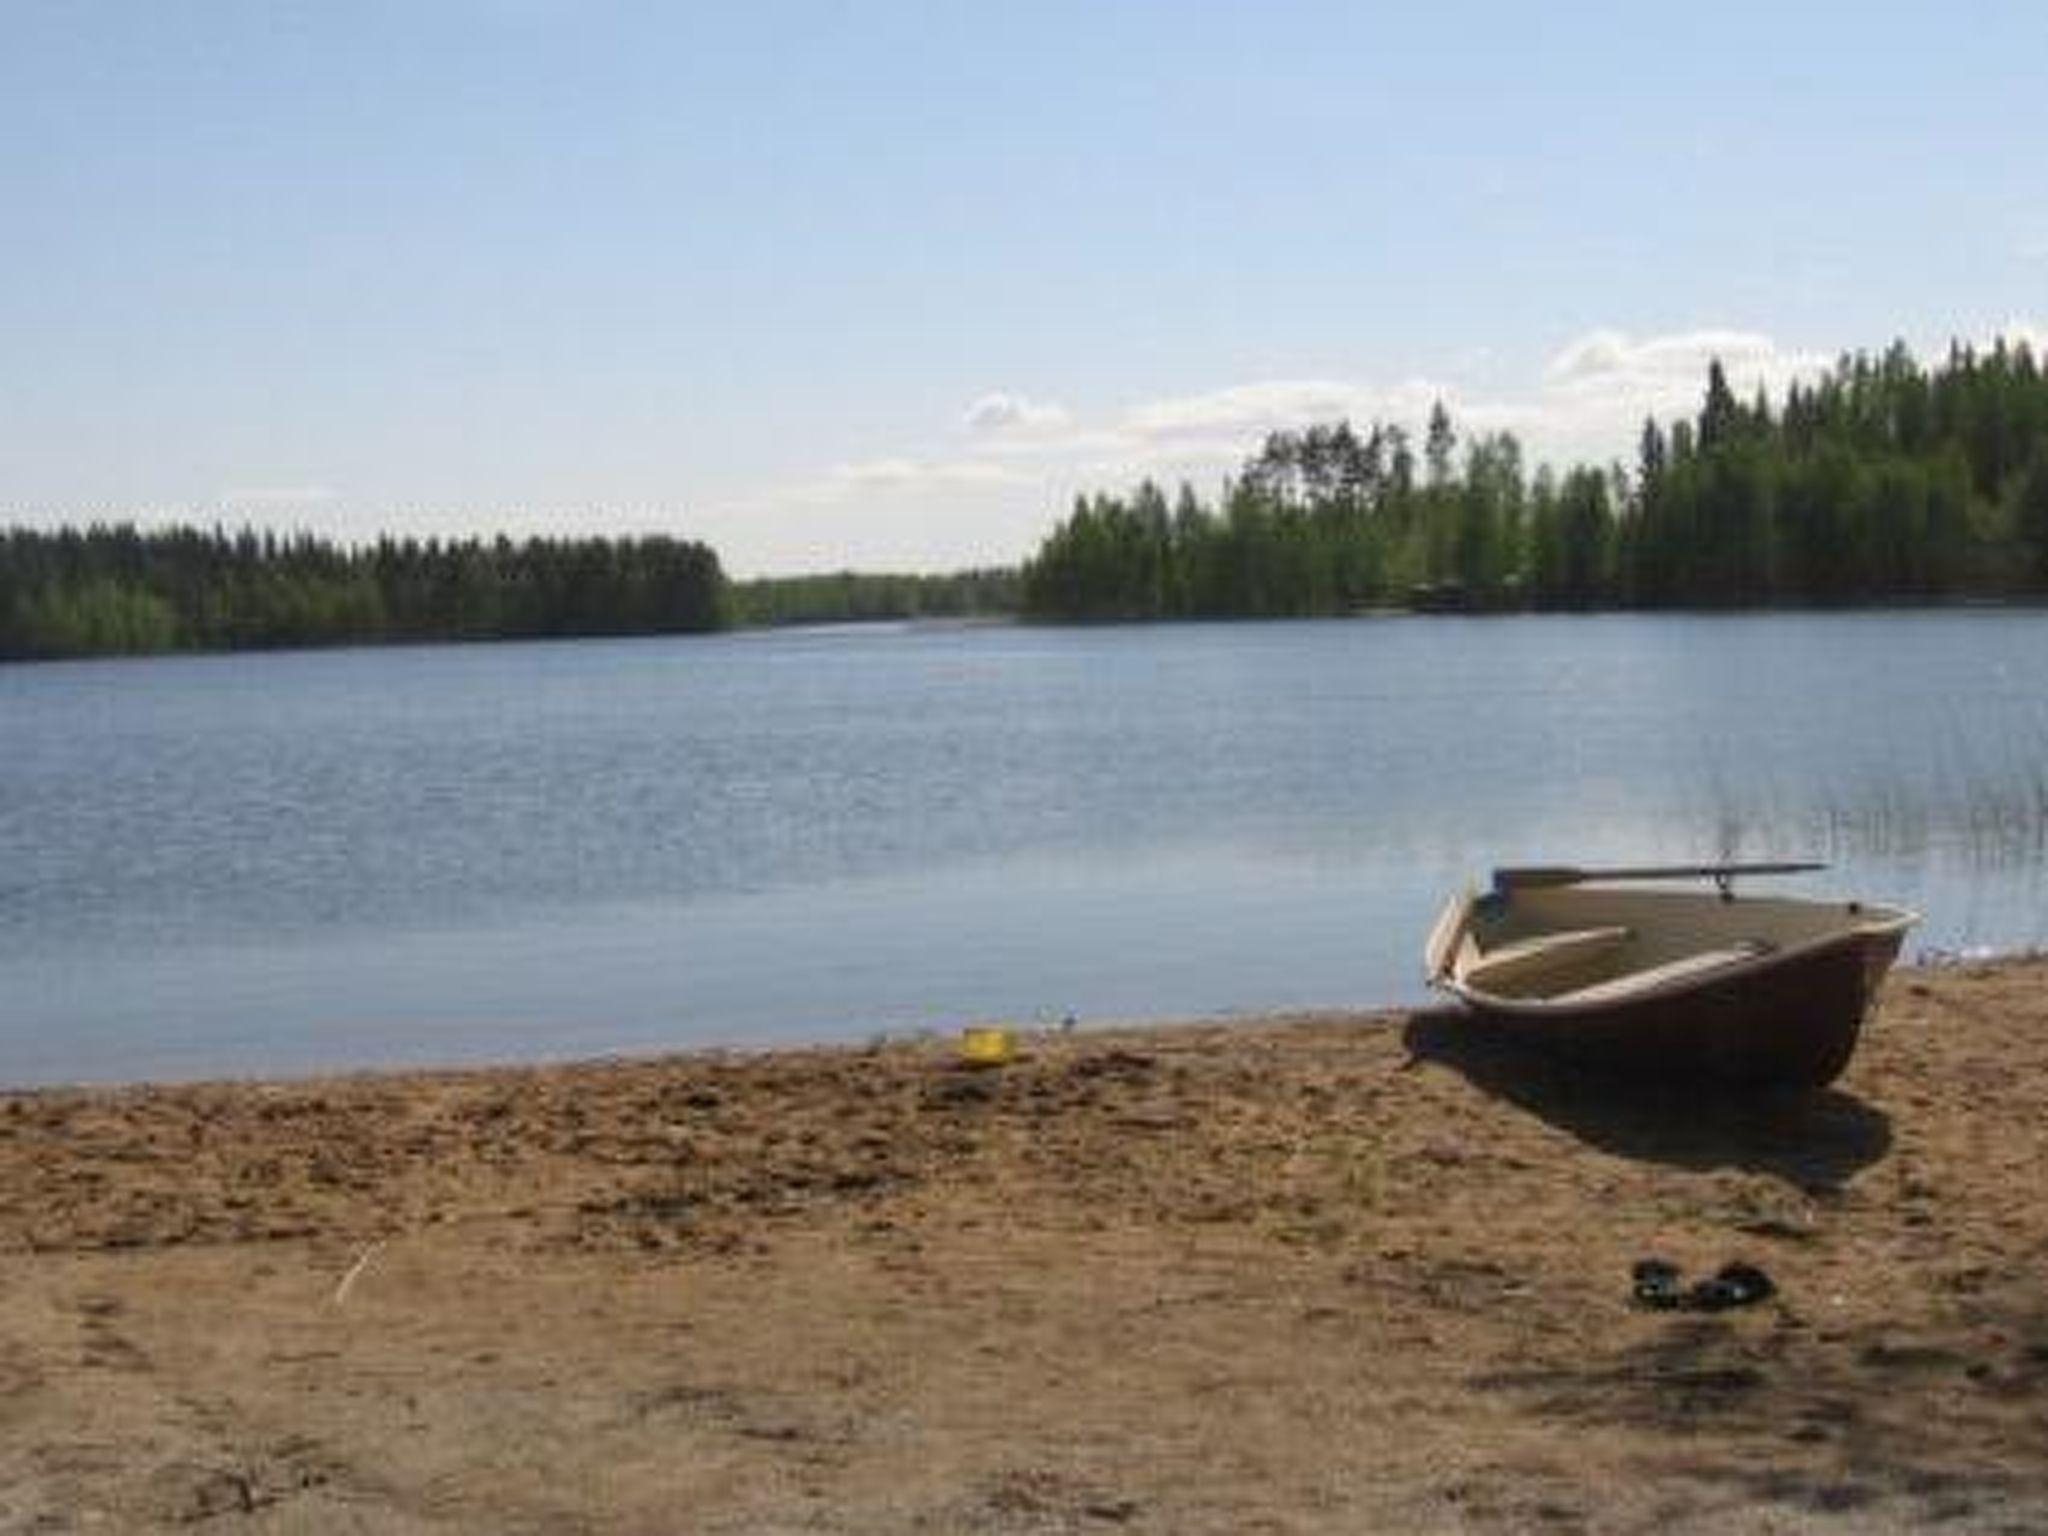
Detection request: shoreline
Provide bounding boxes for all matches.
[6,957,2048,1530]
[2,1002,1393,1099]
[10,948,2043,1099]
[11,596,2048,670]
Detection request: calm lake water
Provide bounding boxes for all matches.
[4,613,2046,1086]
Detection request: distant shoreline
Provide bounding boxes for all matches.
[10,592,2048,669]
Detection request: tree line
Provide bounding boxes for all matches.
[0,527,729,660]
[732,568,1019,627]
[1021,339,2048,618]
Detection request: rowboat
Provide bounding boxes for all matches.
[1424,863,1917,1090]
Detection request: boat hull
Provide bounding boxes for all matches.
[1453,928,1907,1091]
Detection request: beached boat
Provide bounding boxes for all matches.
[1424,863,1917,1090]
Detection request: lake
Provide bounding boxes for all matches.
[4,612,2045,1086]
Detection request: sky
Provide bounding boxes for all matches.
[4,2,2045,576]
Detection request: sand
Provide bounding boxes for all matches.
[3,959,2046,1533]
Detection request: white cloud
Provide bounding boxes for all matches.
[1122,380,1369,441]
[829,457,1021,490]
[699,459,1049,576]
[1113,377,1450,464]
[1545,327,1781,385]
[1990,318,2047,354]
[217,484,339,509]
[962,391,1072,435]
[719,455,1030,521]
[1521,328,1832,464]
[1543,327,1824,399]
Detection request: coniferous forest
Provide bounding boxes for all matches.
[0,529,728,660]
[730,568,1020,627]
[8,341,2048,660]
[1021,340,2048,619]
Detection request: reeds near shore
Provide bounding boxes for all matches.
[1692,713,2048,869]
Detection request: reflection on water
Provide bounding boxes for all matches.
[2,611,2045,1085]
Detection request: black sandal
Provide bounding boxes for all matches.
[1631,1258,1685,1309]
[1687,1261,1775,1311]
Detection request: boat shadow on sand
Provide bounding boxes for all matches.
[1400,1006,1891,1189]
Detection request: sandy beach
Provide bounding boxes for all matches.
[4,959,2046,1533]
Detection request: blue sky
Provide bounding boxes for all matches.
[4,2,2044,574]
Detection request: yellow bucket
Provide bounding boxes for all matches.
[959,1026,1016,1066]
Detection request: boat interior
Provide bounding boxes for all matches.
[1431,884,1912,1006]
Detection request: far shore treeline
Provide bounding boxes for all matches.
[0,532,729,660]
[0,525,1018,660]
[730,568,1019,628]
[1022,340,2048,618]
[7,339,2048,660]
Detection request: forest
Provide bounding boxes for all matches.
[1020,340,2048,619]
[731,567,1019,627]
[0,529,1025,660]
[0,528,728,660]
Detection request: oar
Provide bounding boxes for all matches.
[1492,861,1826,893]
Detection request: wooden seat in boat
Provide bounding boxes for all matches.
[1463,925,1632,990]
[1550,940,1772,1005]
